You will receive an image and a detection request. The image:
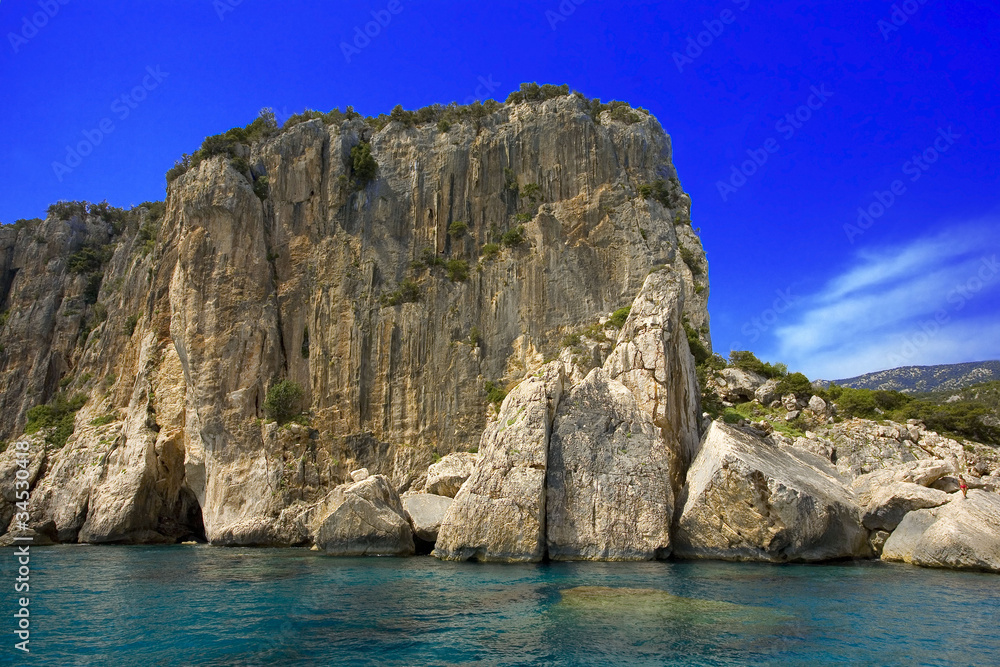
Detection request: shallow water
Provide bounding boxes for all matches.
[5,545,999,665]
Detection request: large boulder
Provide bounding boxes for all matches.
[314,475,414,556]
[545,368,673,561]
[433,363,565,562]
[602,269,701,470]
[713,368,765,404]
[858,482,951,532]
[674,421,870,562]
[425,452,478,498]
[754,379,780,406]
[881,491,1000,572]
[402,493,452,543]
[807,395,829,417]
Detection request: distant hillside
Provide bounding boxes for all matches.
[828,361,1000,393]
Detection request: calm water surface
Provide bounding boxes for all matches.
[5,545,999,665]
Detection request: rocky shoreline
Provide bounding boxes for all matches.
[1,92,997,574]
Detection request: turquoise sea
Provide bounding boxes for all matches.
[5,545,999,666]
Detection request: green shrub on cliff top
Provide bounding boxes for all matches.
[728,350,787,379]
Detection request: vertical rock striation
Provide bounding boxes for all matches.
[0,93,711,546]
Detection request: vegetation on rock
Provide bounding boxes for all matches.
[25,393,88,447]
[264,380,304,424]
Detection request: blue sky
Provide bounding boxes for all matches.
[1,0,998,380]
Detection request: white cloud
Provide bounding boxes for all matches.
[760,225,1000,379]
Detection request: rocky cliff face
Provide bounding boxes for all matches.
[0,94,710,546]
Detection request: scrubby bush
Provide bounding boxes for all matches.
[264,379,304,424]
[503,167,518,194]
[775,372,812,397]
[480,243,500,260]
[414,247,444,268]
[608,102,642,124]
[252,175,270,201]
[500,225,525,248]
[445,259,469,282]
[83,273,103,304]
[678,246,702,276]
[282,109,325,129]
[90,413,117,427]
[684,322,710,365]
[25,393,88,447]
[47,201,89,219]
[468,326,481,347]
[485,380,507,409]
[728,351,787,379]
[505,82,570,105]
[382,278,421,306]
[67,245,112,274]
[390,104,415,126]
[351,141,378,185]
[166,154,193,183]
[448,220,468,238]
[607,306,631,329]
[437,119,451,133]
[638,180,671,207]
[165,109,278,184]
[124,312,141,336]
[561,332,581,348]
[589,98,647,125]
[139,200,166,221]
[902,400,1000,445]
[521,183,541,202]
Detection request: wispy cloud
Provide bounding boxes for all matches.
[761,223,1000,379]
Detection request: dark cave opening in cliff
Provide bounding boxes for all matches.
[413,536,435,556]
[164,486,207,543]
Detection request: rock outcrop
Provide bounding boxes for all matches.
[858,483,951,533]
[0,93,709,546]
[435,266,699,562]
[313,475,414,556]
[602,269,701,472]
[673,422,871,562]
[546,368,673,560]
[881,491,1000,572]
[402,493,452,544]
[425,453,478,498]
[433,363,564,562]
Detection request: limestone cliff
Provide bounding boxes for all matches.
[0,93,710,545]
